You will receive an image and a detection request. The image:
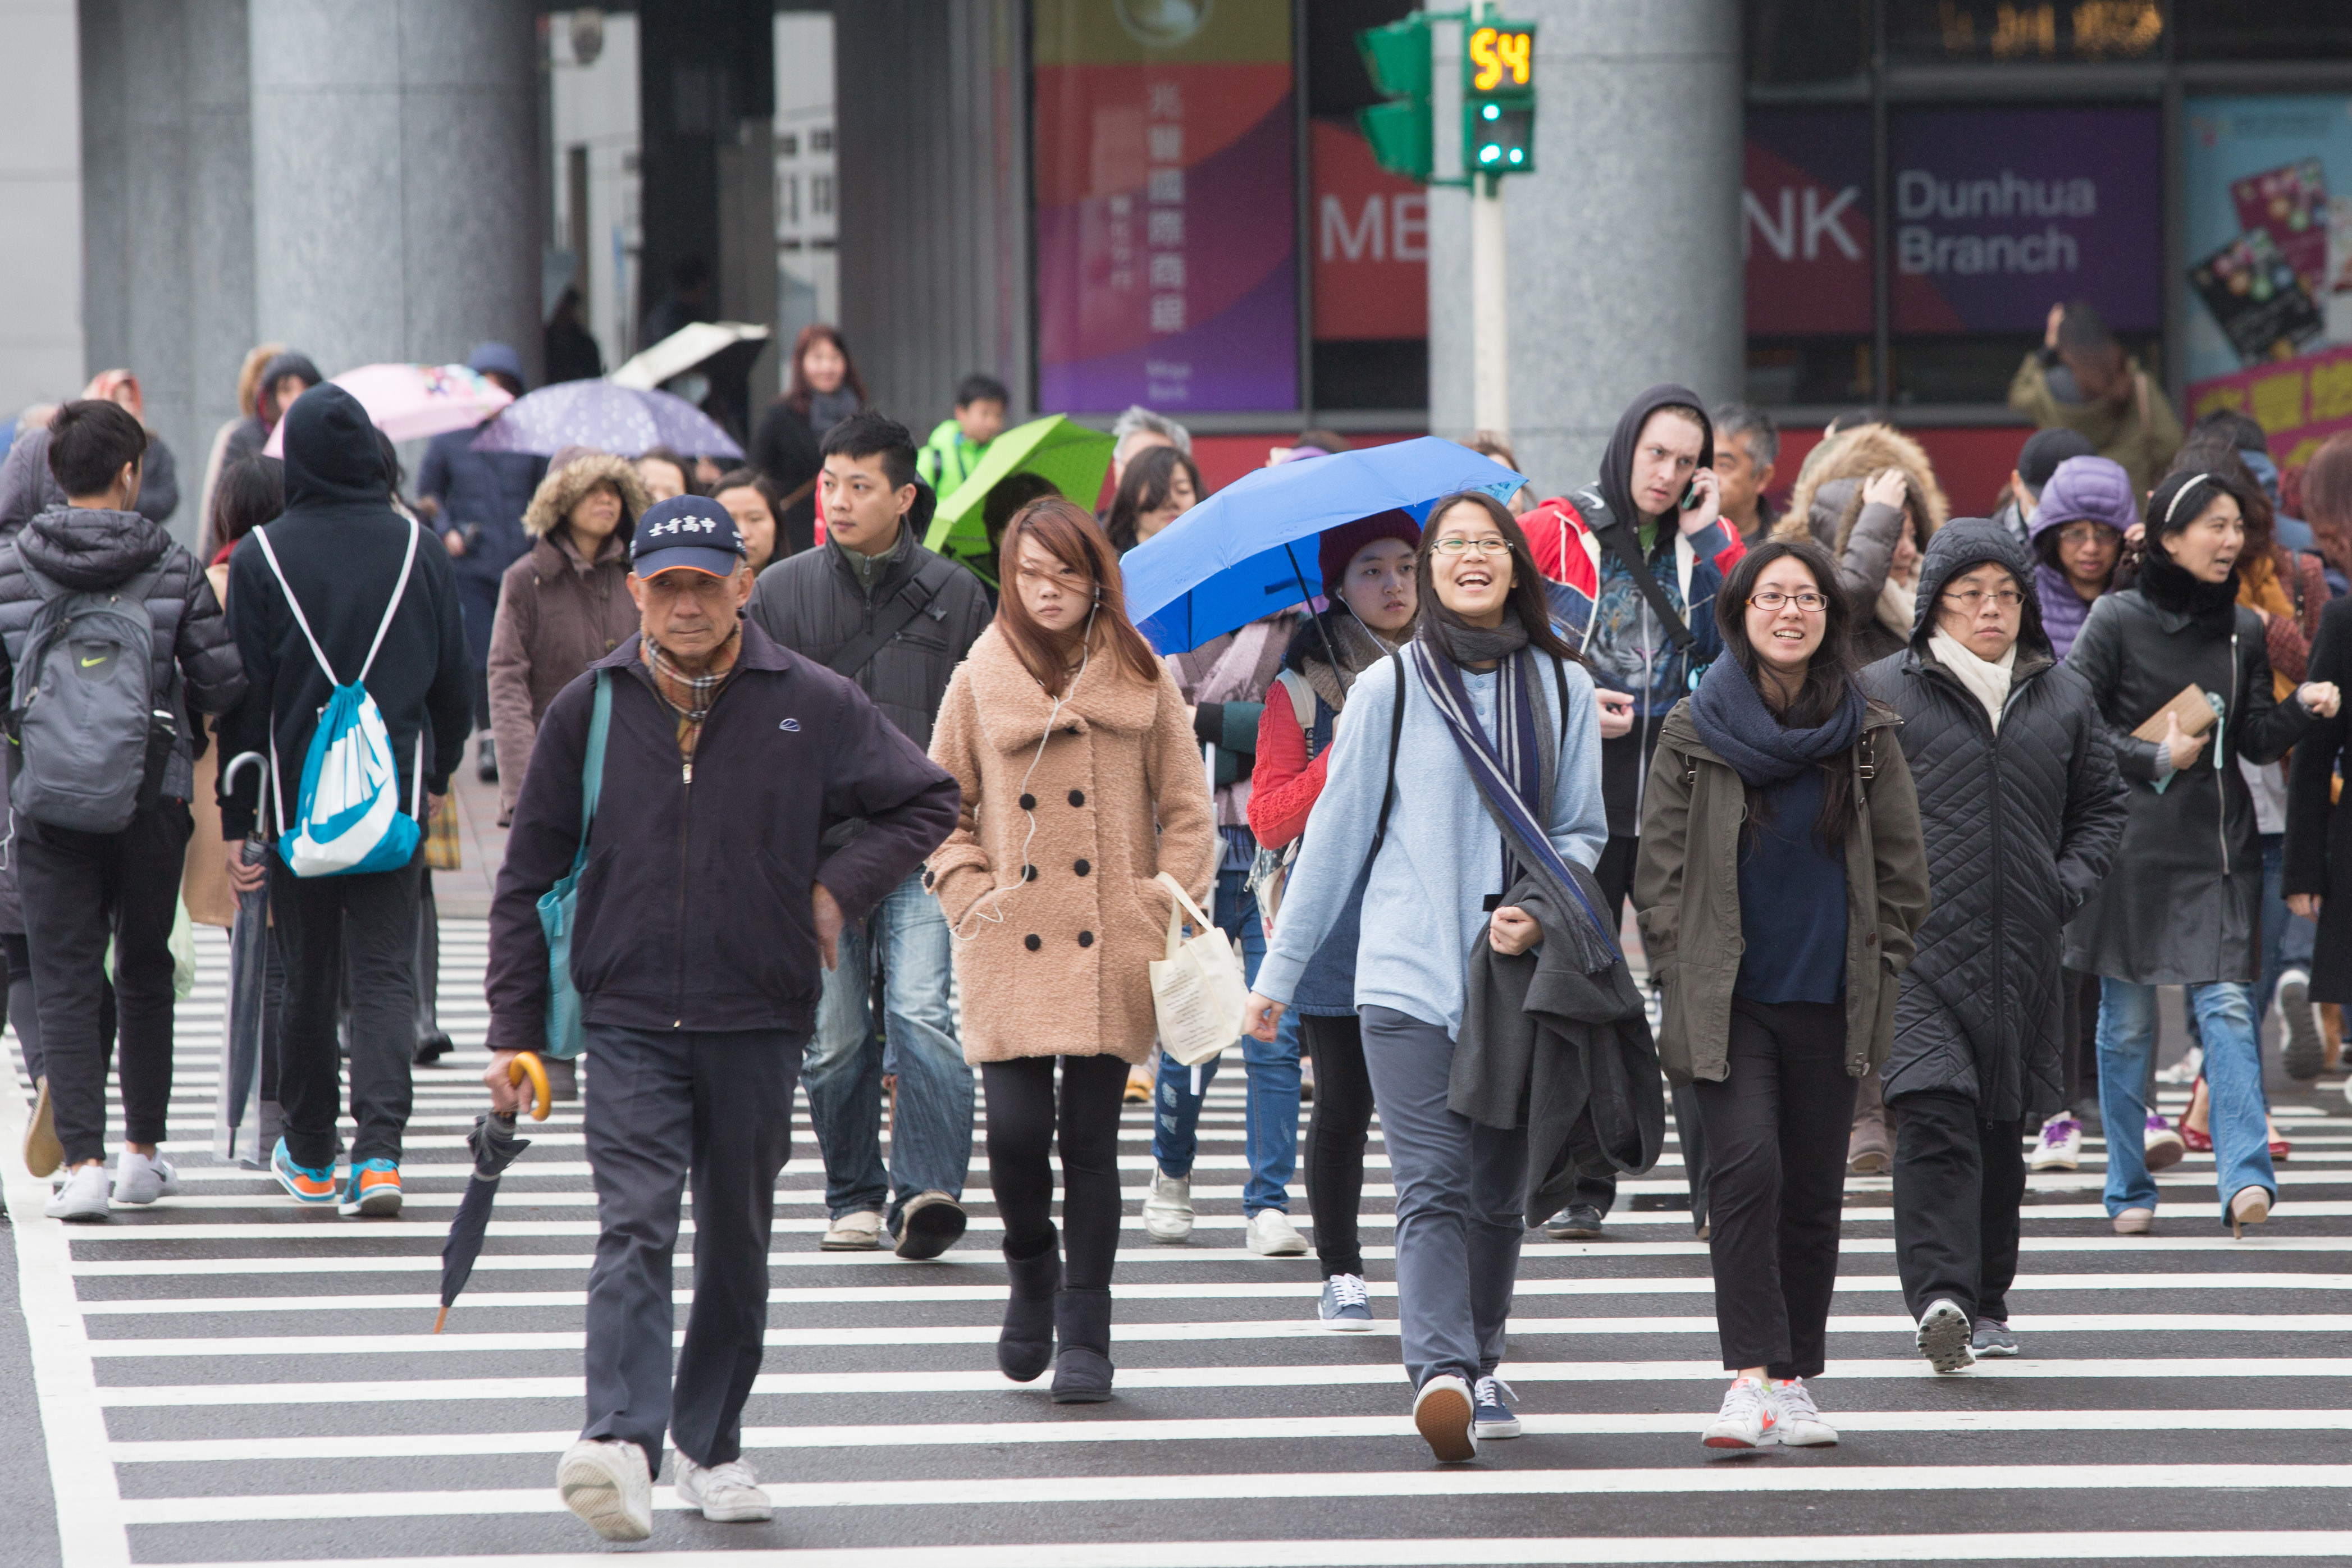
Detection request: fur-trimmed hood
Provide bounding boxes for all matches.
[1776,423,1950,551]
[522,451,650,538]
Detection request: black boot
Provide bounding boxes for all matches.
[1051,1287,1114,1404]
[998,1227,1061,1383]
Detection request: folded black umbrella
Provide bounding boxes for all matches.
[435,1053,549,1333]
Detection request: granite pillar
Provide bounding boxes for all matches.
[249,0,540,385]
[1428,0,1742,496]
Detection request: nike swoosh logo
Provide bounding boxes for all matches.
[79,656,107,668]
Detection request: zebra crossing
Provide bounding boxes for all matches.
[7,916,2352,1565]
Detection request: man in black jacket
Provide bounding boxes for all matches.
[1859,518,2126,1371]
[220,383,474,1219]
[0,400,245,1221]
[486,495,957,1542]
[747,411,992,1258]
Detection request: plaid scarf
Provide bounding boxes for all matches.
[642,625,741,760]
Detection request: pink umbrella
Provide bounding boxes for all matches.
[262,363,514,456]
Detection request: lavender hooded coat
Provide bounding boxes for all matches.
[2028,455,2137,659]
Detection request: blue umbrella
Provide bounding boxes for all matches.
[467,380,743,460]
[1122,437,1526,654]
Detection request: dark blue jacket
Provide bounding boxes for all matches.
[417,427,544,664]
[483,619,961,1044]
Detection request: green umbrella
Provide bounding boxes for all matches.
[924,414,1116,579]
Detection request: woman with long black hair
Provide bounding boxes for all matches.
[1635,537,1928,1451]
[1241,491,1608,1463]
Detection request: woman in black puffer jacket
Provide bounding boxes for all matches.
[1858,518,2126,1369]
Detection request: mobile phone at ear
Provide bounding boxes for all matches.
[1679,479,1702,511]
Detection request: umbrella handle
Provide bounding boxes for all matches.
[509,1052,551,1122]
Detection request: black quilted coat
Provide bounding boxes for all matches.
[1858,520,2127,1120]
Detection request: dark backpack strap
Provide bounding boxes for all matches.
[824,554,949,682]
[1367,648,1406,865]
[1579,486,1696,653]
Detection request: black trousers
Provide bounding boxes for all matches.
[271,848,422,1169]
[17,803,190,1165]
[581,1023,800,1478]
[4,931,117,1092]
[981,1054,1128,1287]
[1891,1089,2025,1324]
[1301,1012,1377,1279]
[2059,967,2102,1119]
[1692,997,1853,1379]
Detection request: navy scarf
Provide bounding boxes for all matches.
[1688,655,1863,787]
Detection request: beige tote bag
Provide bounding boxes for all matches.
[1149,870,1251,1066]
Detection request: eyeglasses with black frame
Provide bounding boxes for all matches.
[1748,589,1830,612]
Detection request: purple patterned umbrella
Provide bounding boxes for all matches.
[467,380,743,460]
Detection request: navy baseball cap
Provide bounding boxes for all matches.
[631,495,745,578]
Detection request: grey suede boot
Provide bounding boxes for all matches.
[998,1227,1061,1383]
[1050,1287,1115,1404]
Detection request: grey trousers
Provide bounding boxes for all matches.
[581,1022,802,1477]
[1360,1005,1528,1390]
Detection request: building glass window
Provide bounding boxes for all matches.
[2174,3,2352,63]
[1745,0,1869,87]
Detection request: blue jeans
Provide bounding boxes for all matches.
[802,870,972,1228]
[2097,978,2275,1219]
[1152,867,1301,1214]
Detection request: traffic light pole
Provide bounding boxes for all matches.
[1472,173,1508,437]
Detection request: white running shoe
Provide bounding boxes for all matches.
[1413,1373,1478,1462]
[2155,1045,2203,1085]
[1916,1297,1976,1374]
[1244,1208,1307,1256]
[45,1163,111,1223]
[673,1453,773,1523]
[112,1150,180,1205]
[557,1438,652,1542]
[1143,1167,1193,1243]
[2029,1116,2081,1172]
[1702,1375,1776,1450]
[2143,1113,2186,1172]
[1768,1378,1838,1446]
[820,1210,885,1250]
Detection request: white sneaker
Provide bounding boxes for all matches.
[45,1163,111,1223]
[1244,1208,1307,1256]
[1768,1377,1838,1446]
[2155,1044,2203,1085]
[1412,1373,1478,1462]
[1916,1297,1976,1374]
[673,1453,773,1523]
[1142,1168,1193,1243]
[2029,1116,2081,1173]
[557,1438,651,1542]
[820,1209,884,1250]
[1702,1374,1776,1450]
[112,1150,180,1205]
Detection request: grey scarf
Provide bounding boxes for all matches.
[1301,612,1407,710]
[1427,605,1533,669]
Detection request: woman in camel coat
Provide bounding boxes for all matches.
[926,496,1215,1407]
[486,449,650,822]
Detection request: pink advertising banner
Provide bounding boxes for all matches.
[2189,341,2352,465]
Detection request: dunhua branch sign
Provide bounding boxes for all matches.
[1889,107,2161,335]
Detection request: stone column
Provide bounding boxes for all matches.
[77,0,253,543]
[1428,0,1742,495]
[249,0,540,383]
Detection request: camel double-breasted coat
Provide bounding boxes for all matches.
[925,626,1217,1065]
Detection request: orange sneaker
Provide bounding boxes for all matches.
[338,1158,402,1218]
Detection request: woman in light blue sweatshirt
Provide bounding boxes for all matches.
[1244,491,1607,1464]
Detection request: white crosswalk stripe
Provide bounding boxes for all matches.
[7,916,2352,1565]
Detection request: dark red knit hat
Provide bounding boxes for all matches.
[1318,509,1422,595]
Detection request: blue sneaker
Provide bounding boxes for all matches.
[1472,1375,1522,1439]
[1316,1273,1376,1332]
[339,1158,403,1218]
[271,1138,338,1205]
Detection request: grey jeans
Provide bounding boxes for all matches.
[1360,1005,1528,1390]
[581,1022,802,1477]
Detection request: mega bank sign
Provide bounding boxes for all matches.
[1746,106,2160,339]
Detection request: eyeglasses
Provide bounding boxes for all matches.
[1748,591,1829,612]
[1431,537,1514,557]
[1940,588,2024,612]
[2054,523,2111,548]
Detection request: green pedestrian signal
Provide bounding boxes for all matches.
[1463,20,1537,179]
[1356,15,1433,183]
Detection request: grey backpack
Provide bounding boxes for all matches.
[9,561,171,833]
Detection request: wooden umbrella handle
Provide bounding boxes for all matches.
[509,1052,552,1122]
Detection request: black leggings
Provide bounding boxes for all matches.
[981,1054,1130,1290]
[5,931,116,1090]
[1302,1013,1377,1278]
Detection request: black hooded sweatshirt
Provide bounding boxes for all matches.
[218,383,473,840]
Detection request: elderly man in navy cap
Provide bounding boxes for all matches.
[483,494,960,1543]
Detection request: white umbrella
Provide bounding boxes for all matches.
[610,321,772,392]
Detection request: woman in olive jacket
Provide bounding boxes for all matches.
[1634,537,1929,1452]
